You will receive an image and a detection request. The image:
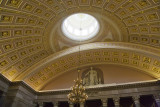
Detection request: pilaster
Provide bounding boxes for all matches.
[113,97,120,107]
[133,95,140,107]
[52,101,58,107]
[153,94,160,107]
[101,99,107,107]
[80,102,84,107]
[69,102,74,107]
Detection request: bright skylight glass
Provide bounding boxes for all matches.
[62,13,100,41]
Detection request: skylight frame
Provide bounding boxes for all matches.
[61,13,100,41]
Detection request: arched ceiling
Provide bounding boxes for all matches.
[0,0,160,91]
[21,42,160,91]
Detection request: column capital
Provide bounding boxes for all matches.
[80,102,84,107]
[153,94,160,100]
[153,94,160,107]
[101,99,107,107]
[52,101,58,105]
[68,101,74,107]
[113,97,120,105]
[132,95,140,107]
[153,94,160,104]
[68,101,73,104]
[101,99,108,102]
[132,95,140,101]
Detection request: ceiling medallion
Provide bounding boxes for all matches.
[62,13,100,41]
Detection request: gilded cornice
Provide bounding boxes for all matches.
[38,80,160,95]
[1,73,159,96]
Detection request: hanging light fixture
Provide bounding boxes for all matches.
[67,45,88,104]
[67,70,88,103]
[67,13,88,104]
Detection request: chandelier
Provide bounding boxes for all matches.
[68,69,88,103]
[67,47,88,103]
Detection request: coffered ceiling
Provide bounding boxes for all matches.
[0,0,159,91]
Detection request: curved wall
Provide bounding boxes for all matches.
[41,64,155,91]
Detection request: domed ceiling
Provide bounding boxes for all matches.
[0,0,160,91]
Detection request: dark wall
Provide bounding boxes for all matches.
[120,97,135,107]
[44,102,53,107]
[59,101,69,107]
[107,98,114,107]
[140,95,157,107]
[0,90,5,107]
[85,99,102,107]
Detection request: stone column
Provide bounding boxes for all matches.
[80,102,84,107]
[52,101,58,107]
[38,102,43,107]
[113,98,120,107]
[101,99,107,107]
[69,102,74,107]
[153,94,160,107]
[133,96,140,107]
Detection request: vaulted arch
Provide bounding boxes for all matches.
[10,42,160,91]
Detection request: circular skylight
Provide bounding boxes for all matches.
[62,13,100,41]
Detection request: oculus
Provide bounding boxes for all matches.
[62,13,100,41]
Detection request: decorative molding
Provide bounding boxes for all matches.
[38,80,160,95]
